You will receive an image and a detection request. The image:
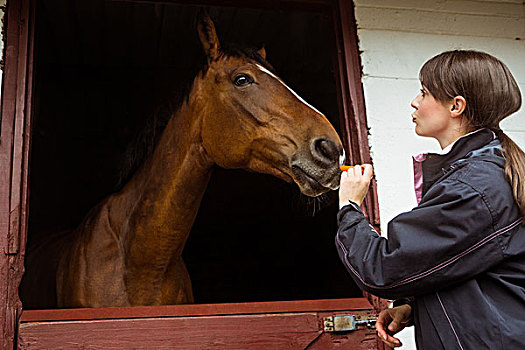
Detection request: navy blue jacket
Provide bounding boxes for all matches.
[336,129,525,349]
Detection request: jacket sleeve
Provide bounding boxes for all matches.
[336,178,521,300]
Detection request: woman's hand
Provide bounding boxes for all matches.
[376,304,413,348]
[338,164,374,208]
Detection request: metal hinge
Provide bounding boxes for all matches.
[323,314,377,332]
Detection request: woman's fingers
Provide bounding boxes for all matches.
[375,309,390,333]
[375,309,403,347]
[389,315,407,333]
[340,164,373,182]
[375,310,392,341]
[377,331,403,348]
[363,164,373,178]
[340,164,373,205]
[345,164,373,180]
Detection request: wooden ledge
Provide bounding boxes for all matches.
[21,297,372,322]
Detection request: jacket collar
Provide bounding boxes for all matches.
[413,128,497,203]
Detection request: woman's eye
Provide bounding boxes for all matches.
[234,74,254,87]
[420,89,426,97]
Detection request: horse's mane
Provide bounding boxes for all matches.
[115,43,275,191]
[221,43,275,74]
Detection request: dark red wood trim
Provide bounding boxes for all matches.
[0,0,34,348]
[21,298,373,322]
[331,4,388,348]
[19,310,379,349]
[334,0,380,228]
[111,0,334,12]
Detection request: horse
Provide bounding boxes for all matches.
[20,13,344,308]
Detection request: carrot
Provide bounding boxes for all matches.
[340,165,366,174]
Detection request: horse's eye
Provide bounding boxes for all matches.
[233,74,254,87]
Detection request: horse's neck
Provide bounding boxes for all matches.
[111,101,212,268]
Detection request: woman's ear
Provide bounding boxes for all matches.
[451,96,466,117]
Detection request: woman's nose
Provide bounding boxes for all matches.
[411,96,419,109]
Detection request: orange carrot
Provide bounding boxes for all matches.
[340,165,366,174]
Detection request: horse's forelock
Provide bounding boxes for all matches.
[221,43,276,74]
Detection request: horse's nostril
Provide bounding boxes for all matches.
[312,138,340,164]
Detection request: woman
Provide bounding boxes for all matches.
[337,50,525,349]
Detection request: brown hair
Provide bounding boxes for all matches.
[420,50,525,217]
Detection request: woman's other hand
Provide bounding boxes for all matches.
[338,164,373,208]
[376,304,413,348]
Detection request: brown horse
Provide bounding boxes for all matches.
[21,14,343,308]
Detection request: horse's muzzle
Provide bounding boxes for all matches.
[291,163,341,197]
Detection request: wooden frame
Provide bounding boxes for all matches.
[0,0,383,348]
[0,0,34,348]
[18,299,379,349]
[333,0,380,227]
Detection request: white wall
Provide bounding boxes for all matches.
[354,0,525,348]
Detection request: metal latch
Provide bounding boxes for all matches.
[323,315,377,332]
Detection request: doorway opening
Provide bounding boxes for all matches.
[25,0,363,307]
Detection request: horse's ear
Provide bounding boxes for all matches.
[257,45,266,60]
[197,11,221,61]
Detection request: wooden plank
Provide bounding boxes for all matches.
[0,0,21,259]
[19,313,323,349]
[111,0,332,12]
[8,0,29,256]
[19,309,383,349]
[316,310,388,350]
[10,3,35,349]
[357,29,525,82]
[354,0,524,18]
[308,330,379,350]
[0,0,33,348]
[334,0,381,228]
[21,298,373,322]
[355,7,525,39]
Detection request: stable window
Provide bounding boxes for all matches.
[0,0,382,348]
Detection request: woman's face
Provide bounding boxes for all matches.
[411,85,454,143]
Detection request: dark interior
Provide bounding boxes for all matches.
[27,0,362,305]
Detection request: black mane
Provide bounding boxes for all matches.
[221,43,276,74]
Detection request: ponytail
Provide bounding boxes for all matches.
[497,130,525,219]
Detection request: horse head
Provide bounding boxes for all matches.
[195,13,344,197]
